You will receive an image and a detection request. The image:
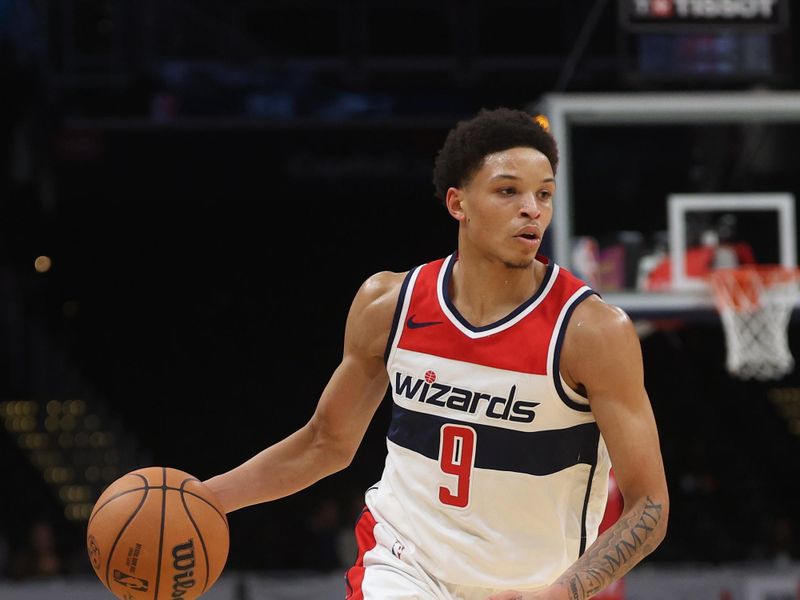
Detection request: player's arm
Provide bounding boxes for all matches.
[490,296,669,600]
[203,271,403,514]
[549,297,669,599]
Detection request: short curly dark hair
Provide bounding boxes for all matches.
[432,107,558,202]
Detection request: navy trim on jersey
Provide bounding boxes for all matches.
[578,451,599,556]
[384,268,418,365]
[441,252,556,333]
[552,289,597,412]
[387,405,600,476]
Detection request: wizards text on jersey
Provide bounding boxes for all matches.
[393,371,540,423]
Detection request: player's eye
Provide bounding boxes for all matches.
[537,189,553,201]
[498,187,516,196]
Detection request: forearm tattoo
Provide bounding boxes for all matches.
[559,496,664,600]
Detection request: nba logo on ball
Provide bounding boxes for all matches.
[86,466,229,600]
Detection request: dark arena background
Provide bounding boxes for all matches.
[2,1,800,598]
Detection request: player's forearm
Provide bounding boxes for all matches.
[553,494,668,600]
[204,422,351,514]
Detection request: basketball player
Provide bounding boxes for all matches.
[204,108,669,600]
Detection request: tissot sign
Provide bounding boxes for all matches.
[621,0,789,30]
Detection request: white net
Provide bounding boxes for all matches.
[710,267,800,381]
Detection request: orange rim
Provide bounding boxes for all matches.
[708,265,800,312]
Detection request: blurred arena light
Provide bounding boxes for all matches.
[0,398,148,521]
[34,255,52,273]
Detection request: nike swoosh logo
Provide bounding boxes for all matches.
[407,315,443,329]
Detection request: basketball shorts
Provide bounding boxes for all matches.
[344,508,514,600]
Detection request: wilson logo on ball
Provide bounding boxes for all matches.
[171,539,197,598]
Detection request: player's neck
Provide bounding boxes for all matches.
[449,250,545,327]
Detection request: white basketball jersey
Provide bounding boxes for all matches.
[366,253,612,589]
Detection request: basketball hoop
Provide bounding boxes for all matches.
[708,266,800,380]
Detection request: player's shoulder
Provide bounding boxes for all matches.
[355,270,407,308]
[346,270,408,357]
[568,294,638,348]
[348,270,408,328]
[562,295,642,381]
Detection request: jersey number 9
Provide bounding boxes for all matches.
[438,424,477,509]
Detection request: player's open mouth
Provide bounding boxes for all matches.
[514,234,540,249]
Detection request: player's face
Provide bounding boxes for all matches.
[451,146,555,269]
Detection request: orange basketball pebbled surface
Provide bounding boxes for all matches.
[86,466,229,600]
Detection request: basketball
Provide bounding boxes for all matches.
[86,466,229,600]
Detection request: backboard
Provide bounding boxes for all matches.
[535,91,800,317]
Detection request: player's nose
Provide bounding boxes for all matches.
[519,192,541,220]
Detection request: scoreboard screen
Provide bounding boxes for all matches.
[618,0,791,83]
[621,0,788,30]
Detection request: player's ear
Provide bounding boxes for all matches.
[445,187,466,222]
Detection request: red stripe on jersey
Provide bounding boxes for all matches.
[397,256,589,374]
[345,508,377,600]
